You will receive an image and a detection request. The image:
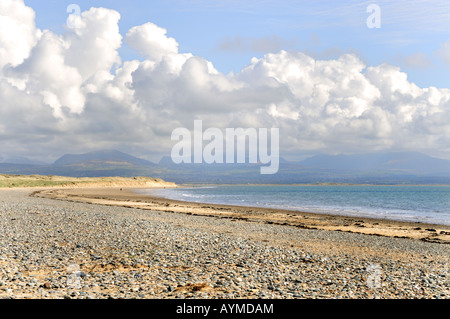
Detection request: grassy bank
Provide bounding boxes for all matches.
[0,174,173,188]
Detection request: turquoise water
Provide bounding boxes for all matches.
[139,185,450,225]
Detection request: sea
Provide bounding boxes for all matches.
[138,185,450,226]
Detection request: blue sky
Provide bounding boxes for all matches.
[24,0,450,89]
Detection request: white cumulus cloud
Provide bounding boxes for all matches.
[125,22,179,63]
[0,0,41,69]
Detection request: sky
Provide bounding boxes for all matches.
[23,0,450,88]
[1,0,450,163]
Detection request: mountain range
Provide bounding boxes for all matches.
[1,149,450,184]
[297,152,450,174]
[53,149,155,167]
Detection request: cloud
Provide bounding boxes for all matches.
[437,38,450,67]
[6,30,85,116]
[217,35,299,53]
[65,7,122,79]
[125,22,179,62]
[3,6,123,117]
[1,3,450,162]
[0,0,41,70]
[398,51,432,69]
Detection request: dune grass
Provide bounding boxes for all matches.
[0,174,167,188]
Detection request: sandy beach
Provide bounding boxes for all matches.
[0,185,449,299]
[34,187,450,244]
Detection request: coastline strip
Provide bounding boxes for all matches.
[32,187,450,244]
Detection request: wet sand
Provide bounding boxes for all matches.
[33,187,450,245]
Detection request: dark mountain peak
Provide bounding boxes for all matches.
[159,156,175,165]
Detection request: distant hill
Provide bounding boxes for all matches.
[0,155,46,166]
[54,150,155,167]
[1,150,450,184]
[297,152,450,175]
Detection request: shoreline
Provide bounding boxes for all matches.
[142,185,450,227]
[180,183,450,187]
[33,187,450,244]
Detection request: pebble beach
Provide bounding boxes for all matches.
[0,188,449,299]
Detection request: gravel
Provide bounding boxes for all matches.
[0,188,448,299]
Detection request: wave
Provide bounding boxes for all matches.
[139,185,450,226]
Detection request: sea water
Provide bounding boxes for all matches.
[139,185,450,225]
